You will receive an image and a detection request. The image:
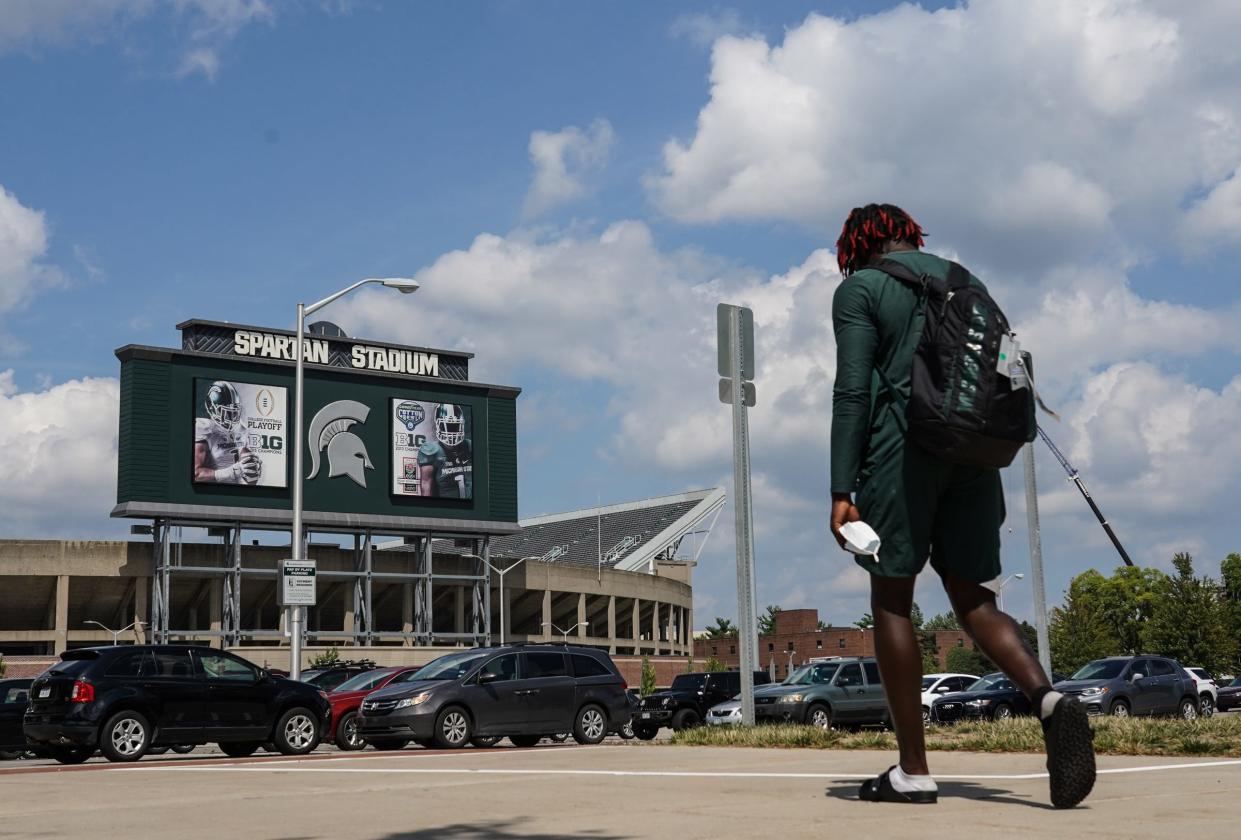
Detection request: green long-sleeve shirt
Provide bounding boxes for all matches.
[830,250,976,494]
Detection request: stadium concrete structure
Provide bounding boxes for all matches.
[0,489,719,663]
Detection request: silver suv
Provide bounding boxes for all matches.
[751,657,887,729]
[1055,656,1199,718]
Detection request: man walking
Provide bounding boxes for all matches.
[828,204,1095,807]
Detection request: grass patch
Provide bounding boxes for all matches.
[669,714,1241,757]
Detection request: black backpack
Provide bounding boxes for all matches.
[871,257,1037,469]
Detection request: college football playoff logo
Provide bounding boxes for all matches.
[306,400,373,488]
[255,389,276,416]
[396,401,425,432]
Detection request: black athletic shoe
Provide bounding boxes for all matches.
[858,767,938,804]
[1042,696,1096,808]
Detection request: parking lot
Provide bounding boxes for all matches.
[3,741,1239,839]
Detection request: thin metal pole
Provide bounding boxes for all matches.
[729,306,758,727]
[290,302,305,680]
[498,567,507,646]
[1023,442,1053,678]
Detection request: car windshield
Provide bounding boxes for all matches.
[921,677,937,690]
[1230,677,1241,688]
[407,651,489,681]
[965,674,1007,692]
[670,674,709,692]
[334,669,395,693]
[1071,660,1127,681]
[784,663,839,685]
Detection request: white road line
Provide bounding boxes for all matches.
[131,758,1241,781]
[110,745,609,772]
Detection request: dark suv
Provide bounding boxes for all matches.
[635,670,771,739]
[23,645,331,764]
[1055,655,1200,718]
[299,660,379,692]
[357,644,630,749]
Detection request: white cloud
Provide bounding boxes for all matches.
[668,10,748,48]
[0,371,120,535]
[647,1,1241,273]
[522,119,615,218]
[177,47,221,80]
[0,185,55,316]
[1181,165,1241,247]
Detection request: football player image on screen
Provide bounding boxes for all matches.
[418,404,473,498]
[194,381,263,484]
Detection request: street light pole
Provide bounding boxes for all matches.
[85,619,143,646]
[543,621,589,643]
[996,572,1025,613]
[289,277,418,680]
[464,554,539,646]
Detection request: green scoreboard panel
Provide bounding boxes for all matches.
[114,321,520,535]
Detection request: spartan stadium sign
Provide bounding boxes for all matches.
[177,319,471,381]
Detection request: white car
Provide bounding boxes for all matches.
[921,673,978,723]
[1185,667,1218,716]
[706,696,743,726]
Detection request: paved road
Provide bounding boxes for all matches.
[2,742,1239,839]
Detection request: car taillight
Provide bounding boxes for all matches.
[70,680,95,703]
[620,678,628,692]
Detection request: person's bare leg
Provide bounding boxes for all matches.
[942,573,1048,697]
[871,574,928,776]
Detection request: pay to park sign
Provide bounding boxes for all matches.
[279,559,317,607]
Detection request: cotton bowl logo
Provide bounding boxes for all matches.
[396,401,425,432]
[307,400,373,488]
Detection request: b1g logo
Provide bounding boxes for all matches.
[255,389,276,416]
[396,401,425,432]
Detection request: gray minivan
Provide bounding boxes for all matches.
[1055,656,1199,718]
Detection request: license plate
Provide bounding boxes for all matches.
[39,687,51,698]
[641,712,651,719]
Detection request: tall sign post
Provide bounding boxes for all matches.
[1022,443,1053,678]
[717,303,758,726]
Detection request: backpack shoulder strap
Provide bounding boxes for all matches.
[870,257,927,289]
[944,261,972,291]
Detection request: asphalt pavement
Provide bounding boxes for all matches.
[2,738,1240,839]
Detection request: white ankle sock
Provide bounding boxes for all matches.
[889,765,938,793]
[1040,691,1064,720]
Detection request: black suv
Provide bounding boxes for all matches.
[1,679,37,759]
[357,644,631,749]
[635,670,771,739]
[299,660,379,692]
[23,645,331,764]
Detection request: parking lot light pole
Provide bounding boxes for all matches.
[996,572,1025,613]
[542,621,589,643]
[85,619,143,645]
[464,554,540,646]
[291,277,419,680]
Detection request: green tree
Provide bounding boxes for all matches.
[1049,570,1119,675]
[1220,553,1241,672]
[817,620,830,631]
[1141,553,1237,675]
[910,602,925,630]
[310,647,340,667]
[758,605,782,636]
[945,645,990,676]
[854,613,874,630]
[640,656,656,698]
[685,656,696,673]
[1097,565,1166,655]
[703,657,725,672]
[704,617,737,639]
[1018,620,1040,660]
[924,612,960,631]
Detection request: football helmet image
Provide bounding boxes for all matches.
[205,381,243,432]
[434,404,466,447]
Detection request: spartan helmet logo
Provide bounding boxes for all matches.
[306,400,373,488]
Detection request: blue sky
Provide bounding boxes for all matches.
[3,0,1241,628]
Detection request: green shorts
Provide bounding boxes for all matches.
[854,441,1005,582]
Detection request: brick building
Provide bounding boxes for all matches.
[693,608,977,679]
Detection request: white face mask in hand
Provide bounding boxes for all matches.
[839,521,882,564]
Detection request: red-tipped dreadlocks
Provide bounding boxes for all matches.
[835,203,926,277]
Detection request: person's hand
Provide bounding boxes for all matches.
[830,492,860,550]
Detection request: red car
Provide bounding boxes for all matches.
[328,667,420,750]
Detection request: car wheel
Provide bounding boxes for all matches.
[148,746,170,756]
[573,705,608,745]
[433,706,471,749]
[509,734,541,748]
[1179,697,1198,720]
[634,725,659,741]
[1109,699,1130,717]
[670,708,700,731]
[49,746,94,765]
[921,706,931,725]
[370,738,411,751]
[470,736,502,748]
[100,711,151,762]
[805,703,832,729]
[334,711,366,751]
[549,733,570,743]
[274,707,321,755]
[619,721,636,740]
[171,744,195,755]
[219,741,262,758]
[1199,695,1215,718]
[991,703,1014,721]
[0,750,21,761]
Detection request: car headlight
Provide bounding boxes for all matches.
[780,694,805,703]
[394,692,432,709]
[966,699,991,707]
[1079,686,1109,697]
[661,697,672,707]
